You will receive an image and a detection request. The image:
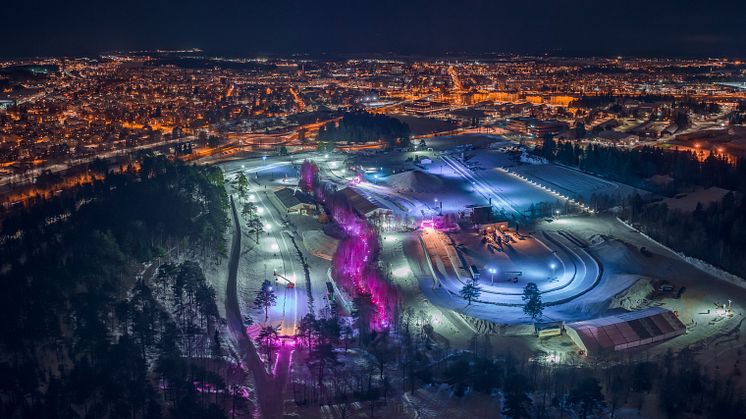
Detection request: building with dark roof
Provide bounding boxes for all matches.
[273,187,315,214]
[566,307,686,356]
[337,187,389,218]
[507,117,569,138]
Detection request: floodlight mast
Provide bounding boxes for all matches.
[273,270,295,288]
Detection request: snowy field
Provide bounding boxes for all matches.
[432,153,562,216]
[507,163,646,202]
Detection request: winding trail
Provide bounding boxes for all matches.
[225,195,292,419]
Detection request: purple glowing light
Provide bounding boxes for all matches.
[420,219,435,230]
[349,173,363,185]
[299,160,320,195]
[326,190,395,329]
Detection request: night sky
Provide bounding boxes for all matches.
[2,0,745,58]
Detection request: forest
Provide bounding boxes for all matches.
[624,191,746,278]
[285,304,745,419]
[535,138,746,194]
[317,111,411,146]
[0,156,231,418]
[535,138,746,278]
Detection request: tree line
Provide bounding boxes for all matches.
[317,111,411,147]
[624,191,746,278]
[536,138,746,194]
[0,156,234,418]
[535,138,746,278]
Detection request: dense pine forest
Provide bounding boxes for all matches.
[317,111,411,146]
[0,157,232,418]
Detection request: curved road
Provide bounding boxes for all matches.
[225,195,292,419]
[417,228,601,307]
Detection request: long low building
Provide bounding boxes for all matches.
[337,187,390,218]
[566,307,686,356]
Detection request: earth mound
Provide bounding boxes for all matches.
[384,170,444,193]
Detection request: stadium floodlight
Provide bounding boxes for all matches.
[488,267,497,284]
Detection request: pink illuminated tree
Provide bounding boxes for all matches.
[326,189,396,332]
[299,160,320,194]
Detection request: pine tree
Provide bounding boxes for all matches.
[459,281,482,305]
[522,282,544,321]
[254,280,277,322]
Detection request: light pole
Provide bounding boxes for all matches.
[550,263,557,280]
[489,267,497,284]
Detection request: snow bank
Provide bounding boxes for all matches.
[459,313,535,336]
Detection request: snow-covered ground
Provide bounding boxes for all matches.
[220,152,334,338]
[339,137,745,363]
[210,140,746,372]
[507,163,647,202]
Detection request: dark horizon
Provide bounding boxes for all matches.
[2,0,745,59]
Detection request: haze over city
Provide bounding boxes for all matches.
[2,2,746,419]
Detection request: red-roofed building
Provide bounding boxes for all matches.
[566,307,686,356]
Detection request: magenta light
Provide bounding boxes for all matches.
[349,173,363,185]
[420,219,435,230]
[324,189,396,330]
[299,160,320,195]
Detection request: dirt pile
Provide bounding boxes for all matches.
[608,277,654,310]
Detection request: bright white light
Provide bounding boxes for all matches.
[271,243,279,251]
[550,263,557,270]
[249,194,256,201]
[265,223,273,231]
[546,354,561,363]
[257,207,264,214]
[392,266,411,278]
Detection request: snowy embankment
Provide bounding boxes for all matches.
[616,217,746,290]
